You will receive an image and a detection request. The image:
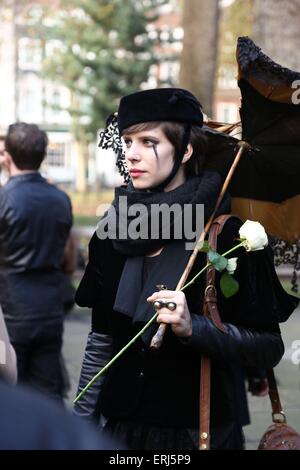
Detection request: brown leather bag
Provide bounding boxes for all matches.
[257,369,300,450]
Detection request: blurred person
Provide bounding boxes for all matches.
[234,367,269,431]
[0,123,72,401]
[0,304,17,385]
[61,229,78,314]
[0,380,122,450]
[0,134,5,160]
[60,229,78,398]
[0,134,9,186]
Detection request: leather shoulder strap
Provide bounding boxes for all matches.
[267,369,287,424]
[204,214,236,333]
[199,214,237,450]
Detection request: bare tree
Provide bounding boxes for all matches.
[253,0,300,70]
[179,0,219,116]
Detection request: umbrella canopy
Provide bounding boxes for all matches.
[204,36,300,288]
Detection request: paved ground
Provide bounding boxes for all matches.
[244,306,300,449]
[63,306,300,450]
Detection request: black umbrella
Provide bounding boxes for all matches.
[203,36,300,289]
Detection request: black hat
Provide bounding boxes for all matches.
[117,88,203,133]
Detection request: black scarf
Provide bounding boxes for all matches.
[110,172,231,344]
[101,172,229,257]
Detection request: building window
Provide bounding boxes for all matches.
[20,88,36,116]
[19,80,42,121]
[50,89,61,117]
[218,66,237,90]
[44,84,71,124]
[19,38,42,71]
[47,142,66,167]
[216,102,239,123]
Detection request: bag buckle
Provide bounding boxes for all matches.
[204,284,217,298]
[272,411,287,424]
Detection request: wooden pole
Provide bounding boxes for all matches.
[150,141,250,349]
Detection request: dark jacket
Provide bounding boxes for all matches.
[76,217,297,440]
[0,381,121,450]
[0,172,72,321]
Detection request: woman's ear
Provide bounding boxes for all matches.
[182,143,193,164]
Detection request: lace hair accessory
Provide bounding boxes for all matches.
[98,112,130,184]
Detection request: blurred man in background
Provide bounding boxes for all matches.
[0,122,72,401]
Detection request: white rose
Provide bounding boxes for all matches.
[226,257,238,274]
[239,220,268,251]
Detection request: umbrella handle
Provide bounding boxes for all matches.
[150,141,250,350]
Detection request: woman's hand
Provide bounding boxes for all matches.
[147,290,192,338]
[248,377,269,397]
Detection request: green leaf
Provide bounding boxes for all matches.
[208,250,228,272]
[220,272,239,298]
[198,240,211,253]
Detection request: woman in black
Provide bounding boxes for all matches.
[74,88,297,450]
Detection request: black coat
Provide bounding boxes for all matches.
[0,173,72,321]
[76,217,297,443]
[0,381,120,450]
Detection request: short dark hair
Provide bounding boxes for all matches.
[5,122,48,170]
[122,121,207,177]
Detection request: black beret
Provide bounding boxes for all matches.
[117,88,203,133]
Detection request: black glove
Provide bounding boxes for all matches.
[73,331,112,423]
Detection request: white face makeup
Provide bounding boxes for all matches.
[123,126,187,191]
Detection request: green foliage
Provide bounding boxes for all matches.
[73,215,99,227]
[41,0,169,141]
[208,250,228,272]
[198,240,211,253]
[220,271,239,298]
[218,0,253,72]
